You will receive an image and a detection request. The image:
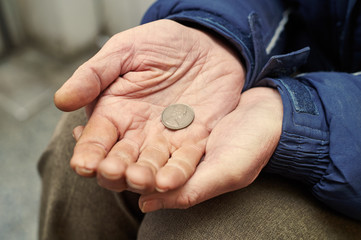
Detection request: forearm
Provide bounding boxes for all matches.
[260,72,361,221]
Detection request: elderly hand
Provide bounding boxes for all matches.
[55,20,245,193]
[138,87,283,212]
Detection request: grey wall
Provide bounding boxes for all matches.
[2,0,154,57]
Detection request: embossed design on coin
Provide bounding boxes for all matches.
[161,104,195,130]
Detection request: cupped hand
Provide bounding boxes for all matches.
[55,20,245,193]
[138,87,283,212]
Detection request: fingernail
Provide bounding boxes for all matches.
[155,187,168,193]
[100,171,119,180]
[72,127,83,141]
[76,166,94,175]
[126,179,146,191]
[72,131,80,141]
[141,199,163,213]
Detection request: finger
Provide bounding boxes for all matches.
[97,139,140,192]
[126,136,170,193]
[155,144,204,192]
[139,142,265,213]
[70,115,118,177]
[139,160,229,213]
[72,125,84,141]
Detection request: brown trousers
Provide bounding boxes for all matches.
[38,110,361,240]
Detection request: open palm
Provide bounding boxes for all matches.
[55,20,245,193]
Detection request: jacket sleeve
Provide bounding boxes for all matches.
[141,0,309,90]
[261,72,361,221]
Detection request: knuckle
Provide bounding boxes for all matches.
[175,190,200,209]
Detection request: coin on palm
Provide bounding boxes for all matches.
[161,104,195,130]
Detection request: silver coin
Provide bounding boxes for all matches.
[161,104,195,130]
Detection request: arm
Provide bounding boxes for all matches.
[146,0,361,219]
[137,2,361,220]
[139,71,361,221]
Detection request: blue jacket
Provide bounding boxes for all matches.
[142,0,361,221]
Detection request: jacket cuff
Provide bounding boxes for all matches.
[260,77,330,186]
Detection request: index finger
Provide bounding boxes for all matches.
[70,114,119,177]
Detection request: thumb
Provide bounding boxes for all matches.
[54,65,106,111]
[54,33,135,112]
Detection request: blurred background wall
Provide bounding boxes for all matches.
[0,0,155,120]
[0,0,155,58]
